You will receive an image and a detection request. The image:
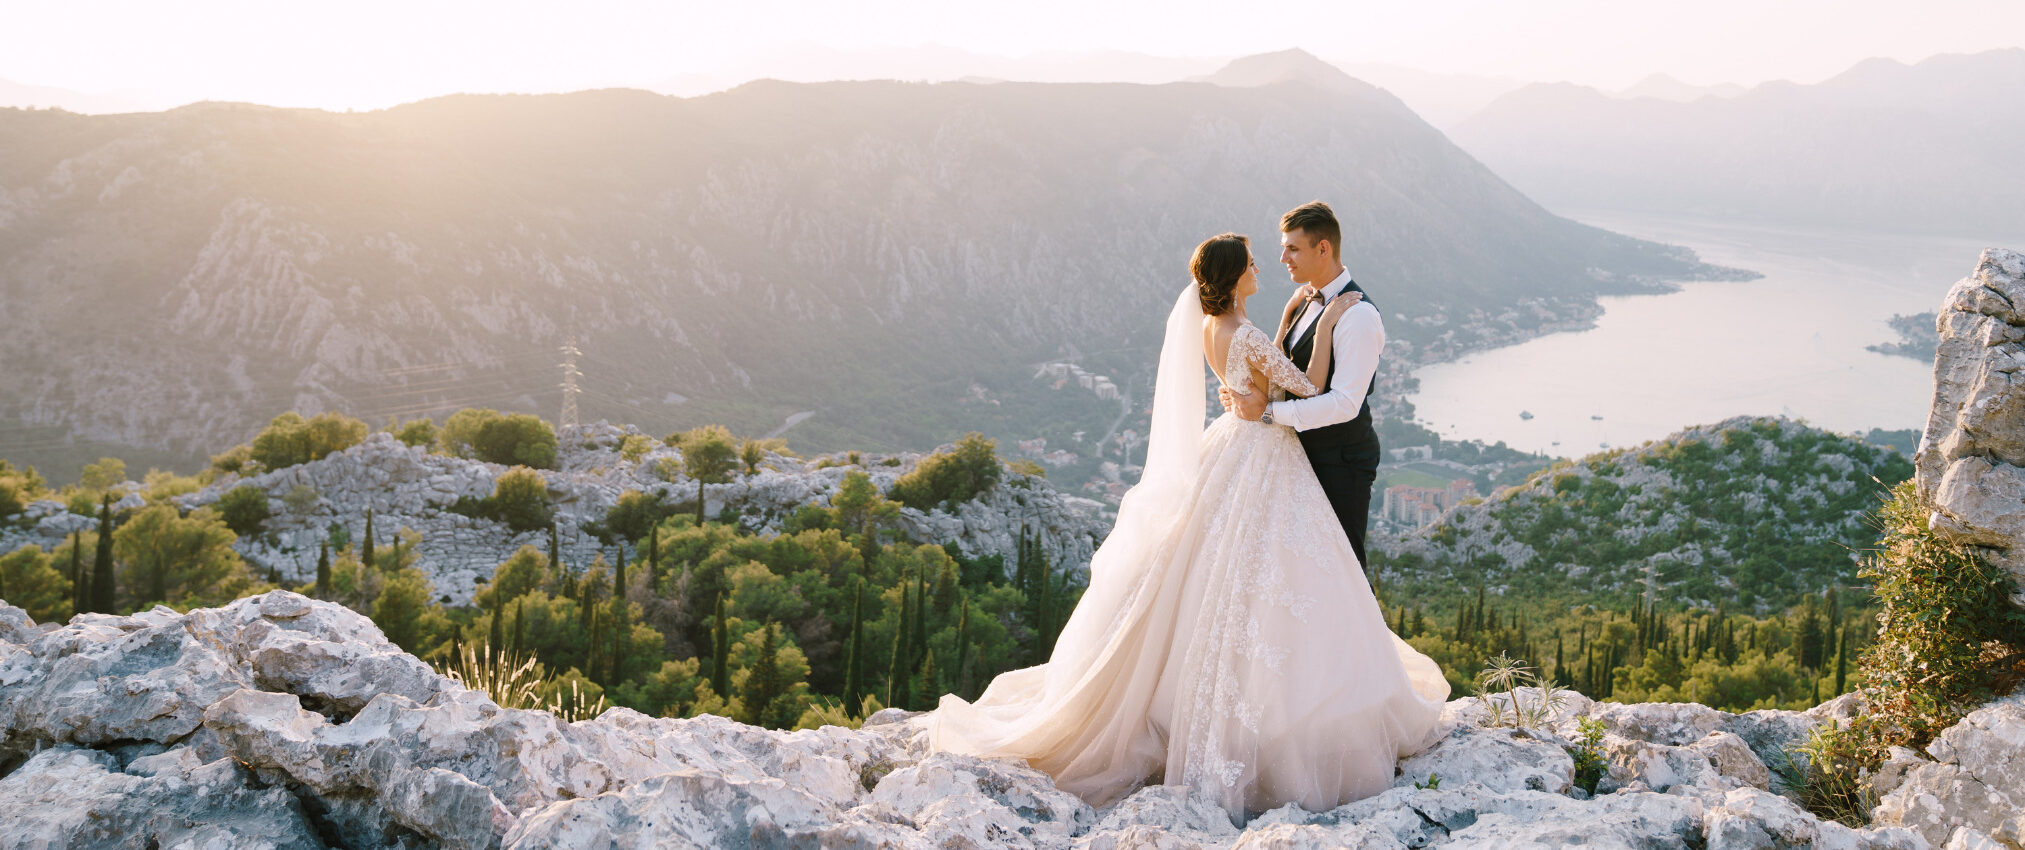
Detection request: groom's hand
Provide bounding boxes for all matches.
[1219,387,1269,421]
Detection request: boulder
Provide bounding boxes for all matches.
[1872,690,2025,848]
[1915,248,2025,605]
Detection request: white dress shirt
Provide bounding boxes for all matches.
[1269,268,1384,431]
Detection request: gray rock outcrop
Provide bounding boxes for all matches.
[1916,247,2025,606]
[0,423,1111,607]
[0,595,1961,849]
[1872,689,2025,849]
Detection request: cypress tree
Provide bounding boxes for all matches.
[362,508,376,570]
[90,495,116,614]
[614,546,629,603]
[1833,622,1848,696]
[488,603,504,659]
[586,604,603,686]
[918,647,939,707]
[912,572,928,664]
[68,530,85,615]
[1408,606,1422,639]
[646,525,661,592]
[843,580,864,715]
[511,598,526,657]
[741,623,782,726]
[316,541,331,598]
[548,522,563,577]
[887,581,912,708]
[710,593,730,697]
[608,591,628,685]
[955,598,973,698]
[1553,629,1566,686]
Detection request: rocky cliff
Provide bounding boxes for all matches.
[6,591,2003,850]
[0,422,1110,605]
[1916,248,2025,608]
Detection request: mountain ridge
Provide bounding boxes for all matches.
[0,58,1730,476]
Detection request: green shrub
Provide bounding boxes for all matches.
[76,457,127,493]
[442,409,558,469]
[394,418,439,449]
[282,485,320,516]
[605,490,668,545]
[248,412,369,471]
[0,478,22,520]
[1794,479,2025,824]
[491,467,554,534]
[619,434,656,463]
[208,444,255,476]
[216,485,273,536]
[889,433,1002,511]
[0,546,72,622]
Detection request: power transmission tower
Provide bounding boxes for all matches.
[558,336,583,431]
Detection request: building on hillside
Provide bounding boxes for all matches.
[1382,478,1482,528]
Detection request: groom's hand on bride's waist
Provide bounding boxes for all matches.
[1219,387,1268,421]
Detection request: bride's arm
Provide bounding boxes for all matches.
[1242,327,1322,399]
[1274,286,1314,348]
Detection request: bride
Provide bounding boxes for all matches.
[927,233,1450,820]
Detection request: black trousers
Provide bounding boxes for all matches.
[1307,441,1382,573]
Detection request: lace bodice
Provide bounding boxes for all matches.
[1221,321,1319,400]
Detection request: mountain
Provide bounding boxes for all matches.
[0,50,1725,476]
[1328,62,1529,128]
[649,44,1223,96]
[1379,416,1912,613]
[1613,74,1745,103]
[1449,49,2025,236]
[0,77,167,114]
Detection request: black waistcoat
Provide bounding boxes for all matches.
[1283,282,1380,453]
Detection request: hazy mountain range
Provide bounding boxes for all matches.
[1450,48,2025,235]
[0,49,1725,478]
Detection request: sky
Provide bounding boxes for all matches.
[3,0,2022,111]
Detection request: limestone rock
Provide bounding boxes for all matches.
[0,601,34,645]
[1916,248,2025,604]
[5,593,2017,849]
[0,745,325,850]
[1872,690,2025,848]
[1394,722,1575,795]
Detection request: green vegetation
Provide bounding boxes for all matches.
[445,467,555,534]
[216,485,273,536]
[111,504,266,610]
[0,545,72,623]
[247,412,370,472]
[1390,418,1912,613]
[392,418,439,449]
[674,426,740,524]
[1789,481,2025,825]
[889,433,1003,512]
[441,408,559,470]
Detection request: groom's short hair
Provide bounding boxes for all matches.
[1280,201,1342,260]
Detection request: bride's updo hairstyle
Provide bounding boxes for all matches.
[1191,233,1249,316]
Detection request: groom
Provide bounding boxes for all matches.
[1220,201,1384,571]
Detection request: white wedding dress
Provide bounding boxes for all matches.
[928,285,1449,820]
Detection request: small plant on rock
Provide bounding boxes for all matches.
[1567,716,1609,795]
[438,642,545,711]
[1474,651,1567,729]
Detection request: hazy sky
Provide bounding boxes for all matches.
[4,0,2021,110]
